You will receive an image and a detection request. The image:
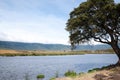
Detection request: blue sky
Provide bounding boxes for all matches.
[0,0,120,44]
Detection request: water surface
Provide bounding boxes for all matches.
[0,54,118,80]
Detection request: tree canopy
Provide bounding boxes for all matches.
[66,0,120,63]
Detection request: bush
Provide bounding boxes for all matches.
[88,68,100,73]
[64,70,77,77]
[37,74,45,79]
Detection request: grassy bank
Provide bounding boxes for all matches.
[55,64,120,80]
[0,49,114,56]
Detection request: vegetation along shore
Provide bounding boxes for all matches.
[55,64,120,80]
[0,49,114,56]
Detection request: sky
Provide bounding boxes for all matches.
[0,0,120,45]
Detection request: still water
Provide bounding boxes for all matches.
[0,54,118,80]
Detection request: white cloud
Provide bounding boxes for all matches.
[0,0,87,44]
[0,9,69,44]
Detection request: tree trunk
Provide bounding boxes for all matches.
[111,42,120,65]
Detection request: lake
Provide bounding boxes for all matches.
[0,54,118,80]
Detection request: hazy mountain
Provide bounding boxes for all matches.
[0,41,112,51]
[75,45,111,50]
[0,41,70,51]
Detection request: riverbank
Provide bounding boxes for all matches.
[56,65,120,80]
[0,49,114,56]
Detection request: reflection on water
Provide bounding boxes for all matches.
[0,54,118,80]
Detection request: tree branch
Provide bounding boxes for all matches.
[94,37,111,44]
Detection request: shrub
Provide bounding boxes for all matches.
[37,74,45,79]
[64,70,77,77]
[88,68,100,73]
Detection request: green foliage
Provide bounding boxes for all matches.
[64,70,77,77]
[37,74,45,79]
[88,68,101,73]
[88,69,96,73]
[66,0,120,50]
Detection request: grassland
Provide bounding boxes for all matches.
[0,49,114,56]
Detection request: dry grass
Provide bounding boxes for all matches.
[56,65,120,80]
[0,49,114,56]
[0,49,21,54]
[0,49,85,56]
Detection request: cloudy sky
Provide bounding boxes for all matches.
[0,0,120,44]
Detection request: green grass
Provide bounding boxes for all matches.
[64,70,77,77]
[88,68,101,73]
[87,65,115,73]
[37,74,45,79]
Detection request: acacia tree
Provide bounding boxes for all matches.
[66,0,120,64]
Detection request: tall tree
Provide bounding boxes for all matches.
[66,0,120,64]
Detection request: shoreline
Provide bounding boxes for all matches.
[55,64,120,80]
[0,49,114,56]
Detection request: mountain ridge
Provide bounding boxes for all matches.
[0,41,112,51]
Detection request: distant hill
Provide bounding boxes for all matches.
[75,45,112,50]
[0,41,70,51]
[0,41,112,51]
